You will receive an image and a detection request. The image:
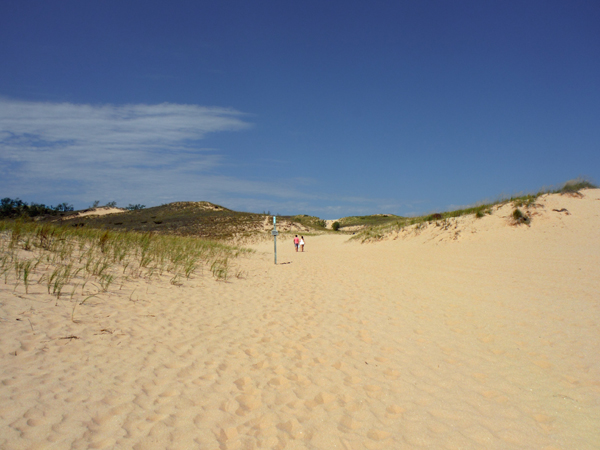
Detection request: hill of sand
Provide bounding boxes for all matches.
[373,189,598,244]
[1,190,599,449]
[68,206,126,218]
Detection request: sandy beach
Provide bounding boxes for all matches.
[1,190,599,449]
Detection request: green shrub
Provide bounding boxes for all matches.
[332,221,340,231]
[126,204,146,210]
[512,208,530,225]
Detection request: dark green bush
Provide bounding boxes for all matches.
[126,204,146,210]
[1,197,73,218]
[512,208,530,225]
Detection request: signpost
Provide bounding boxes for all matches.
[271,216,278,264]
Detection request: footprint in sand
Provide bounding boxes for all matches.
[344,376,362,386]
[339,414,363,431]
[367,429,392,441]
[364,384,383,399]
[252,360,269,370]
[219,400,238,414]
[234,377,254,391]
[268,376,288,387]
[383,368,400,379]
[277,418,305,439]
[235,394,261,415]
[216,426,239,446]
[314,391,336,405]
[532,413,556,432]
[287,373,311,386]
[386,404,405,415]
[271,364,286,375]
[332,361,347,370]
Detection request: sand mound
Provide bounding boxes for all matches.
[262,216,311,234]
[71,206,126,218]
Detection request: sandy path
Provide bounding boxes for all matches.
[1,192,599,449]
[244,227,600,449]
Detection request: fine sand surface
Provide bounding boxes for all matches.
[70,207,126,218]
[1,190,599,449]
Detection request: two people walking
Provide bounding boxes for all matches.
[294,235,305,252]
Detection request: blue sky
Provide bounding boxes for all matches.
[1,1,599,218]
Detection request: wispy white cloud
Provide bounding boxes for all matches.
[0,100,250,146]
[0,98,412,216]
[0,99,256,205]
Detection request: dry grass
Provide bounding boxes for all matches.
[0,221,253,318]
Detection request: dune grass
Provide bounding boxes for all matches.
[352,179,597,242]
[336,214,404,229]
[0,221,252,309]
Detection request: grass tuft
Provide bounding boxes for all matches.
[512,208,531,225]
[560,178,597,193]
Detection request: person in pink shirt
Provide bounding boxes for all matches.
[293,235,299,252]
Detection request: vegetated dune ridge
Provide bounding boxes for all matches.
[55,202,311,241]
[0,190,598,449]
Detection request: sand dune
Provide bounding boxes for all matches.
[69,207,126,218]
[1,190,599,449]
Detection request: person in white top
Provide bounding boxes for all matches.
[299,236,305,252]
